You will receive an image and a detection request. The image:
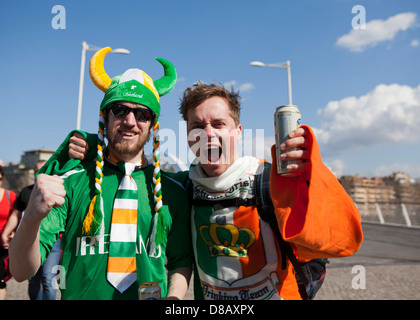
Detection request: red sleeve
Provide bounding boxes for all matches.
[9,191,17,207]
[0,190,17,232]
[270,125,363,260]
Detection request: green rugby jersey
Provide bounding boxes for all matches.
[39,159,192,300]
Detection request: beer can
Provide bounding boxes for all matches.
[138,281,161,300]
[274,105,302,175]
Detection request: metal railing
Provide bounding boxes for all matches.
[355,201,420,227]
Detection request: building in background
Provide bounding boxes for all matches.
[340,172,420,226]
[1,149,55,193]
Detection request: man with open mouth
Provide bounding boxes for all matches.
[176,83,363,300]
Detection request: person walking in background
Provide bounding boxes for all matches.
[0,165,17,300]
[2,160,61,300]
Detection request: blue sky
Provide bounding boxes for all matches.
[1,0,419,178]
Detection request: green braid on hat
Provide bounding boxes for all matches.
[83,47,176,255]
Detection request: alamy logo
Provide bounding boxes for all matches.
[51,5,66,30]
[52,265,66,289]
[351,265,366,289]
[352,5,366,30]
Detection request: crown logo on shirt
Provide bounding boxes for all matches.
[199,222,256,258]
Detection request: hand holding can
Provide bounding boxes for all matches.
[274,105,302,176]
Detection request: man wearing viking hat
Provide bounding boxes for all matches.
[9,48,193,300]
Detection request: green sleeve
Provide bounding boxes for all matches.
[164,182,193,272]
[38,130,98,177]
[39,197,68,264]
[164,170,190,186]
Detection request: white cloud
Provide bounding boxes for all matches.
[374,163,420,179]
[223,80,237,88]
[223,80,255,92]
[411,39,420,47]
[324,159,347,178]
[336,12,417,52]
[248,83,420,178]
[313,83,420,156]
[239,83,255,92]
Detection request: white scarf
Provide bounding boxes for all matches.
[189,156,260,199]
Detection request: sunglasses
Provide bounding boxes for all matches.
[108,104,155,122]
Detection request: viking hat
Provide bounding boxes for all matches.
[83,47,176,254]
[89,46,176,116]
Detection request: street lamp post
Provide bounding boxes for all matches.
[76,41,130,130]
[250,60,293,106]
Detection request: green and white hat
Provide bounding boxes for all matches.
[83,47,176,254]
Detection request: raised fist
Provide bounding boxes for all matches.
[24,174,66,223]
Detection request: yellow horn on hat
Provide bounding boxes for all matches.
[89,47,112,93]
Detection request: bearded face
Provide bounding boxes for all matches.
[105,102,153,163]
